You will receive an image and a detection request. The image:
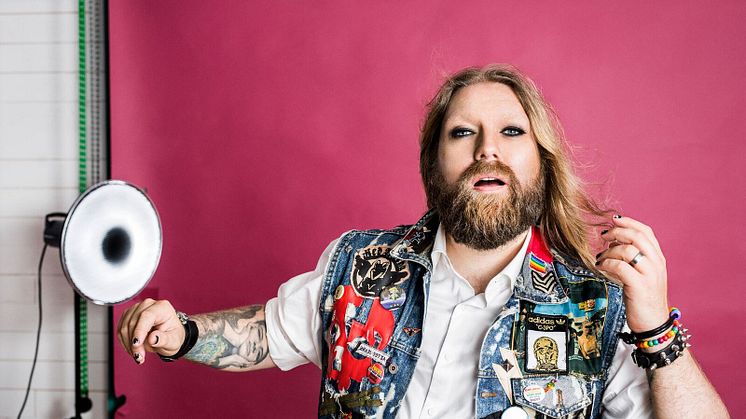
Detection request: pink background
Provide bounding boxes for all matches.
[110,1,746,417]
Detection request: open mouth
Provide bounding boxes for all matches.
[474,177,506,187]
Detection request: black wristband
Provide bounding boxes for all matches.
[631,331,690,370]
[159,318,199,362]
[619,313,675,344]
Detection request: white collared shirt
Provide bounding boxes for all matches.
[265,226,652,418]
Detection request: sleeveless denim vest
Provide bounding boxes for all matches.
[317,211,626,419]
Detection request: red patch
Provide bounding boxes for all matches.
[528,226,553,263]
[327,285,395,391]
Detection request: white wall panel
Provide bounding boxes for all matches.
[0,102,78,160]
[0,160,78,188]
[0,14,76,44]
[0,187,79,217]
[0,3,109,418]
[0,389,36,418]
[0,43,76,72]
[0,331,107,362]
[0,73,77,102]
[0,301,109,333]
[0,0,76,14]
[0,360,105,390]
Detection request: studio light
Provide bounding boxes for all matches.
[43,180,162,304]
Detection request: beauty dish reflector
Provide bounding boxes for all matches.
[45,180,162,305]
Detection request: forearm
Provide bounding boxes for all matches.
[184,304,277,372]
[649,350,728,419]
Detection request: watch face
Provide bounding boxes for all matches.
[176,311,189,325]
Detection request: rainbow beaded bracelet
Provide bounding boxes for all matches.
[636,319,681,349]
[619,307,682,345]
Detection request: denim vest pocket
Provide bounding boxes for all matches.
[511,375,592,418]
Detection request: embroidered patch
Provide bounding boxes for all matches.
[402,327,421,337]
[327,285,395,392]
[529,253,548,274]
[530,269,558,295]
[351,245,410,298]
[525,313,568,373]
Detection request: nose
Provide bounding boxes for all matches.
[474,132,501,162]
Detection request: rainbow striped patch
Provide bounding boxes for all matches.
[529,253,548,274]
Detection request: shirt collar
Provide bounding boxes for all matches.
[430,224,532,297]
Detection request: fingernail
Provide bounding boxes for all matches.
[613,214,622,219]
[154,335,159,345]
[132,337,139,345]
[601,230,608,235]
[595,261,600,266]
[595,252,602,259]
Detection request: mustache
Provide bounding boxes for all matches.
[457,160,517,185]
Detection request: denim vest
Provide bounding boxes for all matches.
[317,211,626,419]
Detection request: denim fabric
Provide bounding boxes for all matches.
[317,211,625,419]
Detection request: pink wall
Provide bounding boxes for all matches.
[110,1,746,417]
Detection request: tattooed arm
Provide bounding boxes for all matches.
[118,299,277,371]
[185,305,275,371]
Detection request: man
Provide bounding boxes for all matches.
[118,65,728,418]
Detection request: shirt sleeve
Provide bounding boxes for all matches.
[601,324,653,419]
[264,238,339,371]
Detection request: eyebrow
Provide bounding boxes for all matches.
[443,113,530,126]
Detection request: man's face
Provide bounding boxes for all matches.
[428,82,544,250]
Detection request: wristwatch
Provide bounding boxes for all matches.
[158,311,199,362]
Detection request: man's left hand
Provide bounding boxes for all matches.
[595,215,669,334]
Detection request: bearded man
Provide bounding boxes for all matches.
[118,65,728,418]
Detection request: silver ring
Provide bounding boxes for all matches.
[629,251,644,266]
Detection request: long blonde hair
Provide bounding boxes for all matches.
[420,64,612,269]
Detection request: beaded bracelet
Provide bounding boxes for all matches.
[619,307,682,345]
[636,319,682,349]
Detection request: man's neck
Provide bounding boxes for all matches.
[445,230,529,294]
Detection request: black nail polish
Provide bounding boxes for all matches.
[595,252,602,259]
[613,214,622,219]
[601,230,608,235]
[595,261,600,266]
[132,337,139,345]
[133,352,140,360]
[154,335,159,345]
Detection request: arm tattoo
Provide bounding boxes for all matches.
[184,305,269,370]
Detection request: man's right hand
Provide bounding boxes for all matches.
[117,298,185,365]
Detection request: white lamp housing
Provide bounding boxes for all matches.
[44,180,162,305]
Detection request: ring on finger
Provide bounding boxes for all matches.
[629,251,644,266]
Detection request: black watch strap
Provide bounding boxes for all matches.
[159,311,199,362]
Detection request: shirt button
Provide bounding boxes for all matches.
[427,407,436,416]
[443,353,450,362]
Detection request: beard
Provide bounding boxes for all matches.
[427,160,546,250]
